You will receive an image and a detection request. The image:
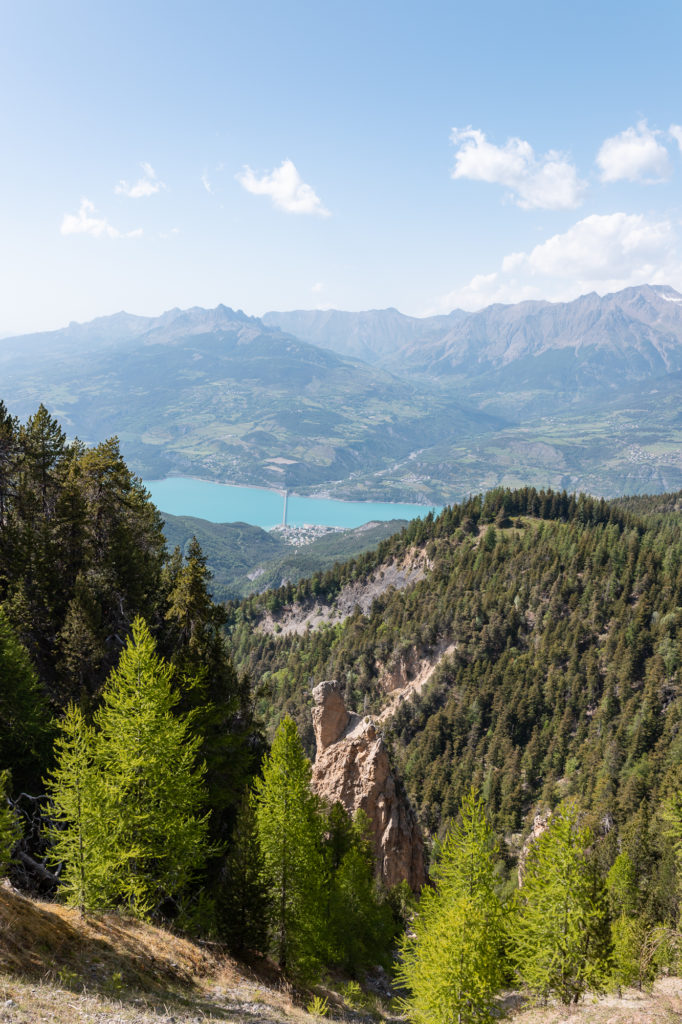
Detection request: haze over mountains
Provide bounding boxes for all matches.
[4,284,682,503]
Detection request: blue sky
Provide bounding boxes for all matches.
[3,0,682,334]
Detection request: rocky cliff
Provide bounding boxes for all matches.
[310,680,426,890]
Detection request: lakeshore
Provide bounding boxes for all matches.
[145,476,439,530]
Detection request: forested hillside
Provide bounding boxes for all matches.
[0,401,404,983]
[5,399,682,1013]
[228,486,682,917]
[162,512,407,601]
[0,401,261,901]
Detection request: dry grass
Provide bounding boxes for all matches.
[0,882,398,1023]
[2,883,681,1023]
[505,977,682,1023]
[0,884,220,993]
[0,883,317,1023]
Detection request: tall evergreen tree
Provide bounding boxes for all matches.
[252,716,326,980]
[0,770,22,874]
[325,805,395,973]
[91,617,211,917]
[44,704,101,911]
[0,606,52,793]
[509,802,609,1004]
[396,788,506,1024]
[163,537,259,839]
[219,789,270,954]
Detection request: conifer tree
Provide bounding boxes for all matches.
[219,790,270,954]
[44,704,101,911]
[325,806,394,973]
[396,788,506,1024]
[91,617,211,917]
[252,716,326,979]
[509,802,609,1004]
[163,538,258,838]
[0,770,22,874]
[662,789,682,904]
[0,606,52,792]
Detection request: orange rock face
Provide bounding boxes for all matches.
[310,680,426,891]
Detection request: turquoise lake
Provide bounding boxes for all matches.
[145,477,439,530]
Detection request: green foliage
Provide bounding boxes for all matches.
[0,606,52,792]
[162,537,259,840]
[163,513,408,602]
[340,980,365,1008]
[44,704,102,910]
[0,405,167,704]
[306,995,329,1017]
[609,913,647,992]
[509,802,609,1004]
[219,790,270,953]
[396,789,506,1024]
[229,485,682,924]
[252,716,326,980]
[0,770,22,874]
[324,806,395,973]
[606,851,638,918]
[91,617,211,917]
[46,619,211,918]
[662,789,682,909]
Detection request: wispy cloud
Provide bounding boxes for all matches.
[450,127,585,210]
[236,159,330,216]
[201,173,214,194]
[596,121,670,183]
[438,212,680,311]
[670,124,682,153]
[115,162,166,198]
[60,198,142,239]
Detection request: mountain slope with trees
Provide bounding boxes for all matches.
[4,401,682,1013]
[162,512,407,601]
[228,486,682,919]
[0,402,403,980]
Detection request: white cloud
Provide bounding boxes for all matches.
[438,212,681,311]
[236,159,330,216]
[670,124,682,152]
[201,173,214,194]
[312,281,324,294]
[115,162,165,198]
[596,121,670,183]
[60,198,142,239]
[450,127,585,210]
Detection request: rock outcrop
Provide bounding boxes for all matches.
[310,680,426,891]
[311,680,351,752]
[517,809,552,886]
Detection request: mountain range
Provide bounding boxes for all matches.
[3,284,682,503]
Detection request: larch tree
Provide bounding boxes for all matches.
[325,804,394,973]
[91,616,211,917]
[0,770,22,875]
[396,788,506,1024]
[252,715,326,980]
[44,704,102,912]
[509,801,609,1004]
